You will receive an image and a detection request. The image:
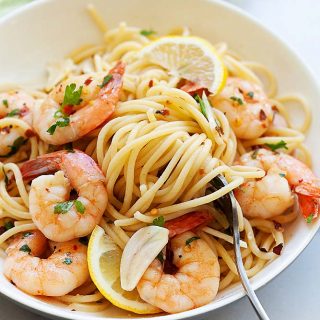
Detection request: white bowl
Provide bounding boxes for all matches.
[0,0,319,319]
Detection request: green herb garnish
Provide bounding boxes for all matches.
[279,173,286,178]
[54,201,74,214]
[62,83,83,107]
[63,257,73,265]
[140,29,156,36]
[47,117,70,135]
[19,244,31,253]
[1,136,27,157]
[98,75,113,88]
[2,99,8,108]
[6,109,20,117]
[230,96,243,105]
[251,149,259,159]
[54,200,85,214]
[185,236,200,246]
[247,91,254,98]
[306,213,314,224]
[22,232,33,238]
[4,220,14,230]
[74,200,85,214]
[265,140,288,152]
[152,216,165,227]
[194,94,207,118]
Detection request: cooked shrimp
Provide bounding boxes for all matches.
[137,231,220,313]
[235,148,320,221]
[210,77,273,140]
[20,150,108,241]
[0,90,34,157]
[4,230,89,296]
[34,61,125,145]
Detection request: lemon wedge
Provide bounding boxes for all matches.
[139,36,227,94]
[88,225,161,314]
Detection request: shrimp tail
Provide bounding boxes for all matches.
[21,151,65,181]
[165,211,213,238]
[294,182,320,221]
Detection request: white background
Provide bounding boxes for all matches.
[0,0,319,319]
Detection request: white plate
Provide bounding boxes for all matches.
[0,0,319,319]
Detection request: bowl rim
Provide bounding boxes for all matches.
[0,0,319,319]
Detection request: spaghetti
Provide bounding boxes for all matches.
[0,4,314,314]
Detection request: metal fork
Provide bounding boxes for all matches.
[209,175,270,320]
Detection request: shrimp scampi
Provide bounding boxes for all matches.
[21,150,108,242]
[210,77,273,140]
[0,90,35,158]
[34,61,125,145]
[235,148,320,221]
[137,231,220,313]
[4,230,89,296]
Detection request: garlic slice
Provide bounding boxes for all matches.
[120,226,169,291]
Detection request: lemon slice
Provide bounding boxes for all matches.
[139,36,227,94]
[88,225,161,314]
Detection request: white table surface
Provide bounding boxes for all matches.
[0,0,320,319]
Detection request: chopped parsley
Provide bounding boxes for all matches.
[63,257,73,265]
[2,99,8,108]
[230,96,243,105]
[264,140,288,152]
[54,201,74,214]
[98,75,113,88]
[19,244,31,253]
[47,117,70,135]
[4,220,14,230]
[47,83,83,135]
[156,251,164,263]
[279,173,286,178]
[194,94,207,118]
[22,232,33,238]
[306,213,314,224]
[54,200,85,214]
[185,236,200,246]
[140,29,156,36]
[62,83,83,107]
[79,237,89,246]
[251,149,259,159]
[1,136,27,157]
[152,216,165,227]
[6,109,20,117]
[247,91,254,98]
[74,200,85,214]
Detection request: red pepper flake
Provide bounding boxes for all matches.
[25,129,35,138]
[272,243,283,255]
[148,80,154,88]
[259,109,267,121]
[155,109,170,116]
[298,179,303,183]
[272,105,279,112]
[84,77,93,86]
[73,244,78,250]
[199,168,205,175]
[178,79,211,97]
[259,247,268,252]
[62,105,74,116]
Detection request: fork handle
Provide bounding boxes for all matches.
[233,232,270,320]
